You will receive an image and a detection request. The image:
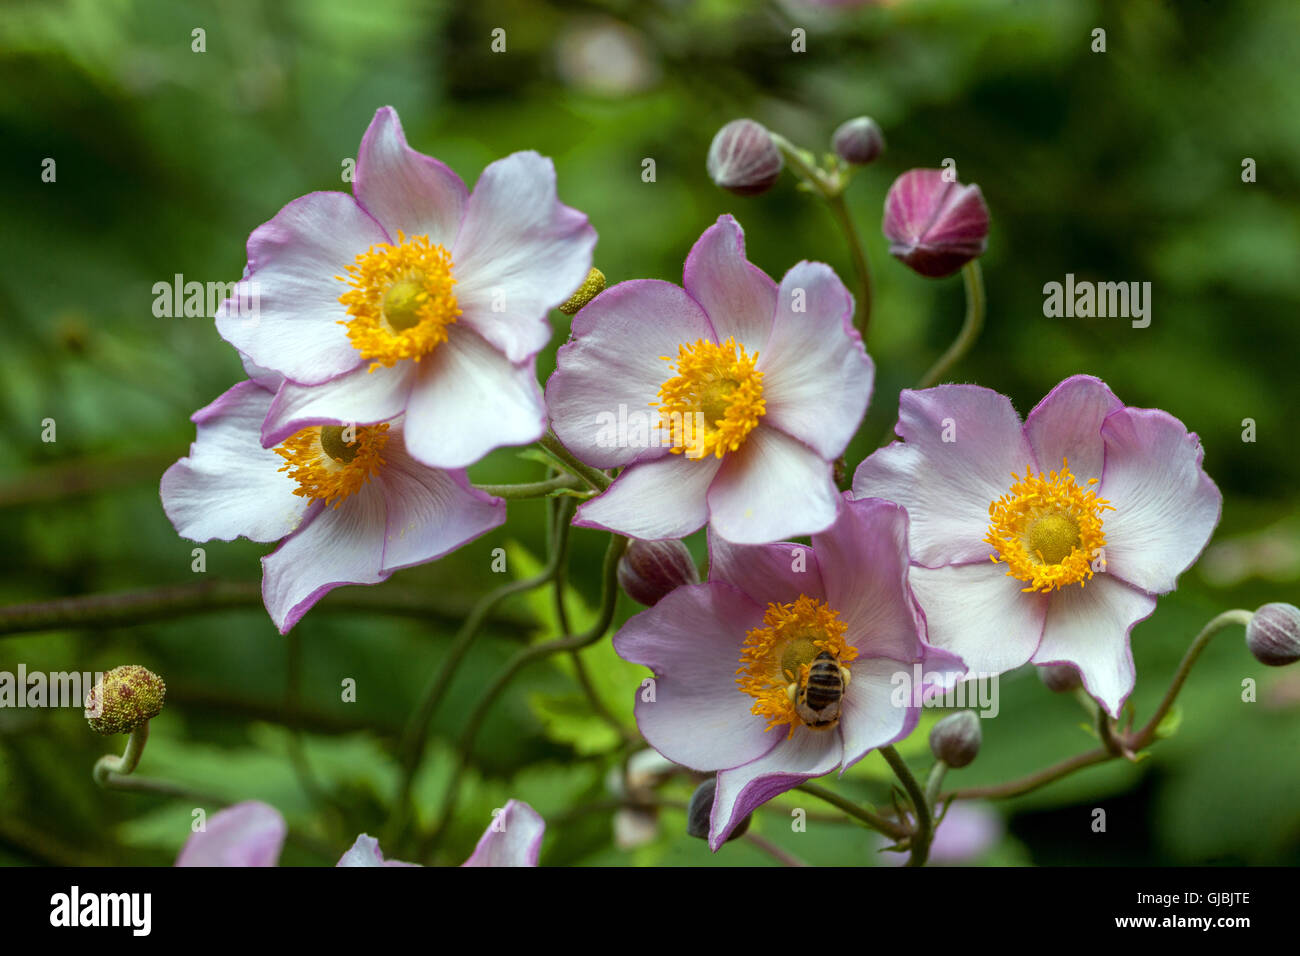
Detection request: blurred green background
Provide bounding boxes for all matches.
[1,0,1297,866]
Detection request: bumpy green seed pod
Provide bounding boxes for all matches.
[85,665,166,736]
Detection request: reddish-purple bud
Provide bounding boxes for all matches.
[882,168,990,278]
[706,119,783,197]
[1037,663,1083,693]
[618,538,699,607]
[686,776,750,842]
[832,116,885,166]
[1246,603,1300,667]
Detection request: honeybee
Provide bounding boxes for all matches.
[786,651,851,729]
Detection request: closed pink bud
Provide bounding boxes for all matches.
[706,119,783,197]
[1037,663,1083,693]
[618,538,699,607]
[882,168,989,278]
[832,116,885,166]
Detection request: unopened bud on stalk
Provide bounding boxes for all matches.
[882,168,989,278]
[929,711,982,768]
[1038,663,1083,693]
[686,777,749,842]
[832,116,885,166]
[1246,603,1300,667]
[558,268,606,315]
[618,538,699,606]
[706,119,783,196]
[85,665,166,736]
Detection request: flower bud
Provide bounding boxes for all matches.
[882,168,990,278]
[558,268,606,316]
[617,538,699,607]
[832,116,885,166]
[686,777,749,842]
[1246,603,1300,667]
[1037,662,1083,693]
[929,710,981,768]
[706,119,783,197]
[85,665,166,736]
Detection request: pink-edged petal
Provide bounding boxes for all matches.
[462,800,546,867]
[261,483,390,634]
[239,350,284,392]
[1023,374,1123,481]
[851,385,1035,567]
[175,801,286,867]
[575,453,722,540]
[161,381,308,543]
[837,657,918,772]
[706,535,826,608]
[216,192,385,386]
[710,727,841,851]
[402,327,547,470]
[681,214,777,354]
[452,151,596,364]
[376,434,505,572]
[614,582,772,771]
[260,362,416,448]
[1032,575,1154,717]
[706,426,839,545]
[908,561,1048,676]
[758,261,872,459]
[547,280,714,469]
[337,834,419,867]
[1097,407,1223,595]
[353,106,468,248]
[813,497,928,662]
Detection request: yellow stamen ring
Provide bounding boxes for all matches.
[276,423,389,508]
[337,231,461,371]
[735,595,857,738]
[653,336,765,459]
[984,459,1113,593]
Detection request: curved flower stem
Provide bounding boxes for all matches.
[769,132,873,339]
[924,760,949,809]
[795,783,909,841]
[538,431,612,492]
[916,260,986,389]
[880,745,932,867]
[419,531,628,861]
[944,609,1255,802]
[0,580,525,639]
[744,831,809,867]
[92,723,151,787]
[473,474,586,499]
[1128,608,1253,749]
[386,498,578,848]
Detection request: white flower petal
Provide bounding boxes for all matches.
[852,385,1035,567]
[402,327,547,470]
[759,261,873,460]
[461,800,546,867]
[908,561,1048,676]
[261,362,416,448]
[706,426,839,544]
[161,382,307,543]
[261,483,390,634]
[575,453,722,540]
[1023,374,1122,481]
[1096,407,1223,595]
[1032,575,1155,717]
[706,535,826,608]
[681,214,777,355]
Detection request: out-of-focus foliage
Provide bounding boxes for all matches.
[1,0,1297,866]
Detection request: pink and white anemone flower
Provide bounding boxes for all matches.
[613,496,965,850]
[160,376,505,634]
[214,106,596,471]
[175,799,545,867]
[546,214,874,545]
[852,375,1223,716]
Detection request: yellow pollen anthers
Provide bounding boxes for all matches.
[276,423,389,508]
[654,336,765,459]
[735,595,858,738]
[984,459,1113,593]
[337,231,461,371]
